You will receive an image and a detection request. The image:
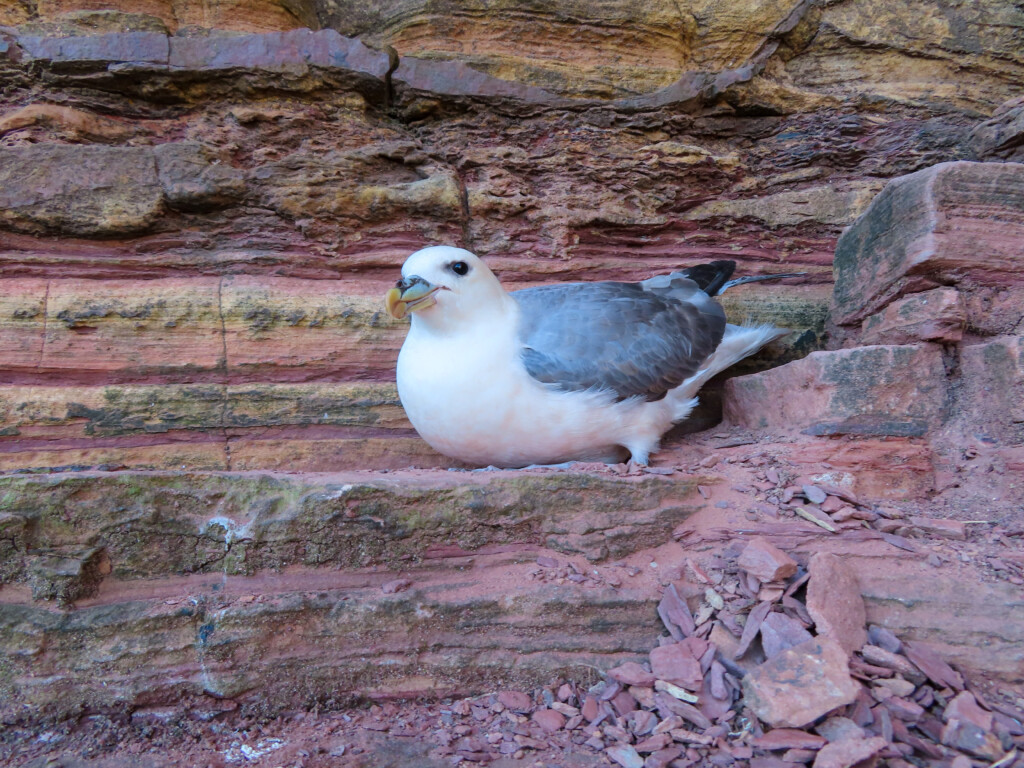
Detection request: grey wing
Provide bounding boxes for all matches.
[512,277,727,401]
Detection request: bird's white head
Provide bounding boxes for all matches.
[385,246,508,332]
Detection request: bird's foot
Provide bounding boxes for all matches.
[624,459,646,476]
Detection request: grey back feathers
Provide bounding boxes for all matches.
[512,272,727,402]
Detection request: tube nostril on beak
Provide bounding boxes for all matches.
[398,276,430,292]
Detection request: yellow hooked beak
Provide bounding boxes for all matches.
[385,276,441,320]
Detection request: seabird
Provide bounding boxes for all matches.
[386,246,799,467]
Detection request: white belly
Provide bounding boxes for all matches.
[396,323,668,467]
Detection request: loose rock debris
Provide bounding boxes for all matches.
[12,530,1021,768]
[392,540,1024,768]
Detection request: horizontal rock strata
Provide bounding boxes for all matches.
[3,0,1024,728]
[0,470,698,587]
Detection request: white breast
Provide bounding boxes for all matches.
[396,311,670,466]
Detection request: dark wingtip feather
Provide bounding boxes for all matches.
[677,260,736,296]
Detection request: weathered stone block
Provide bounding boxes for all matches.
[861,287,965,345]
[0,145,164,236]
[0,470,697,586]
[723,344,948,437]
[957,335,1024,444]
[684,181,884,229]
[833,161,1024,325]
[806,553,867,655]
[167,28,389,78]
[0,103,135,142]
[0,382,420,472]
[14,9,170,35]
[970,96,1024,162]
[0,563,664,721]
[17,31,169,65]
[854,555,1024,682]
[258,146,463,225]
[221,276,405,377]
[27,546,110,605]
[153,142,246,211]
[24,2,320,35]
[2,277,409,379]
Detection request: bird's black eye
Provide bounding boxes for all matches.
[450,261,470,276]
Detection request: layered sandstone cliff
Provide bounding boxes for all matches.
[1,0,1023,728]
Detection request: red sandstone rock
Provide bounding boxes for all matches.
[649,643,703,691]
[972,97,1024,162]
[860,288,965,345]
[531,708,565,733]
[943,692,993,731]
[644,746,683,768]
[0,143,243,236]
[611,689,638,717]
[806,553,868,655]
[810,736,887,768]
[497,691,533,713]
[784,439,937,500]
[723,344,948,438]
[736,600,774,660]
[608,662,656,687]
[760,612,814,659]
[751,729,827,751]
[606,744,644,768]
[657,583,695,639]
[941,719,1005,760]
[742,638,860,728]
[815,716,864,743]
[957,336,1024,445]
[634,733,671,753]
[908,517,966,540]
[737,538,798,583]
[833,161,1024,324]
[626,709,657,736]
[884,696,924,722]
[3,9,1024,749]
[902,641,964,691]
[802,484,828,505]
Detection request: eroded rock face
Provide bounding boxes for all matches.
[723,344,948,437]
[723,158,1024,513]
[971,96,1024,162]
[955,335,1024,446]
[860,288,966,346]
[832,161,1024,326]
[0,145,164,236]
[2,0,1024,729]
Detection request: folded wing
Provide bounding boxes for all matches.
[512,274,727,402]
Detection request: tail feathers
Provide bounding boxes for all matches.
[719,272,807,294]
[668,323,789,420]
